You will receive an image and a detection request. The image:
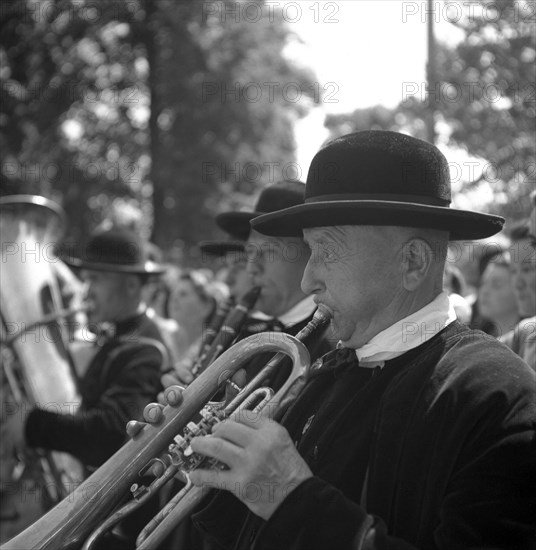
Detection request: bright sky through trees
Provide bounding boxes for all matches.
[287,0,465,171]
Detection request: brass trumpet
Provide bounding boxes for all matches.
[1,307,331,550]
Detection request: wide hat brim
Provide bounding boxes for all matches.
[216,211,259,240]
[251,200,504,241]
[199,240,245,257]
[64,256,166,275]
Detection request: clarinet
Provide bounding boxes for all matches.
[196,295,234,361]
[190,286,261,378]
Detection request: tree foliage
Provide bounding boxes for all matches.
[325,0,535,224]
[0,0,316,256]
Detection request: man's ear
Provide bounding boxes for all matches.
[401,238,435,291]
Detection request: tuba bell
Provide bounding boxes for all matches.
[0,195,85,534]
[1,306,331,550]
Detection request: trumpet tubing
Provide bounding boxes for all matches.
[2,307,331,550]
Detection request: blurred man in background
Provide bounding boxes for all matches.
[172,180,335,386]
[3,228,168,469]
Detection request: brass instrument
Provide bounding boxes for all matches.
[1,307,331,550]
[0,195,85,512]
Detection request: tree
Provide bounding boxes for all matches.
[146,0,315,253]
[435,0,535,221]
[0,0,316,256]
[325,0,535,224]
[1,0,153,247]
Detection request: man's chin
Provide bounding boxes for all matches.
[338,326,362,350]
[256,295,277,318]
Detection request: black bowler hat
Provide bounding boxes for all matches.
[216,180,305,240]
[64,227,165,274]
[251,131,504,241]
[199,240,245,257]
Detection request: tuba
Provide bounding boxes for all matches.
[0,196,85,517]
[1,306,330,550]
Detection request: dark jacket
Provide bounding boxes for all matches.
[159,309,335,550]
[191,321,536,550]
[25,312,166,467]
[237,311,335,390]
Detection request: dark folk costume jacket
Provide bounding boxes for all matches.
[237,310,335,390]
[25,312,166,468]
[190,321,536,550]
[159,307,335,550]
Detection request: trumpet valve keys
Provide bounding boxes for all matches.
[186,421,201,435]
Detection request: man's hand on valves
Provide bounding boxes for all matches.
[126,376,312,521]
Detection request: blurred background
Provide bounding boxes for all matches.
[1,0,534,267]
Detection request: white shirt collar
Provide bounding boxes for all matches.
[353,291,457,364]
[278,295,317,328]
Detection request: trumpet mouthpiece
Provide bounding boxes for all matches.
[313,304,332,323]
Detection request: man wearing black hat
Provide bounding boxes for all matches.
[4,228,168,470]
[150,181,335,550]
[218,181,323,335]
[173,132,535,549]
[200,240,253,302]
[173,180,334,386]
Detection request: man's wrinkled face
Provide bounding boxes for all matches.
[82,270,132,324]
[224,252,252,300]
[301,226,405,348]
[246,231,309,317]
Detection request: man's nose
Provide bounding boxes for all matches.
[301,259,322,296]
[246,254,261,274]
[246,263,262,286]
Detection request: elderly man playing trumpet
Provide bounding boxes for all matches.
[157,132,535,549]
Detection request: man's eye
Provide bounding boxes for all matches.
[323,248,337,262]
